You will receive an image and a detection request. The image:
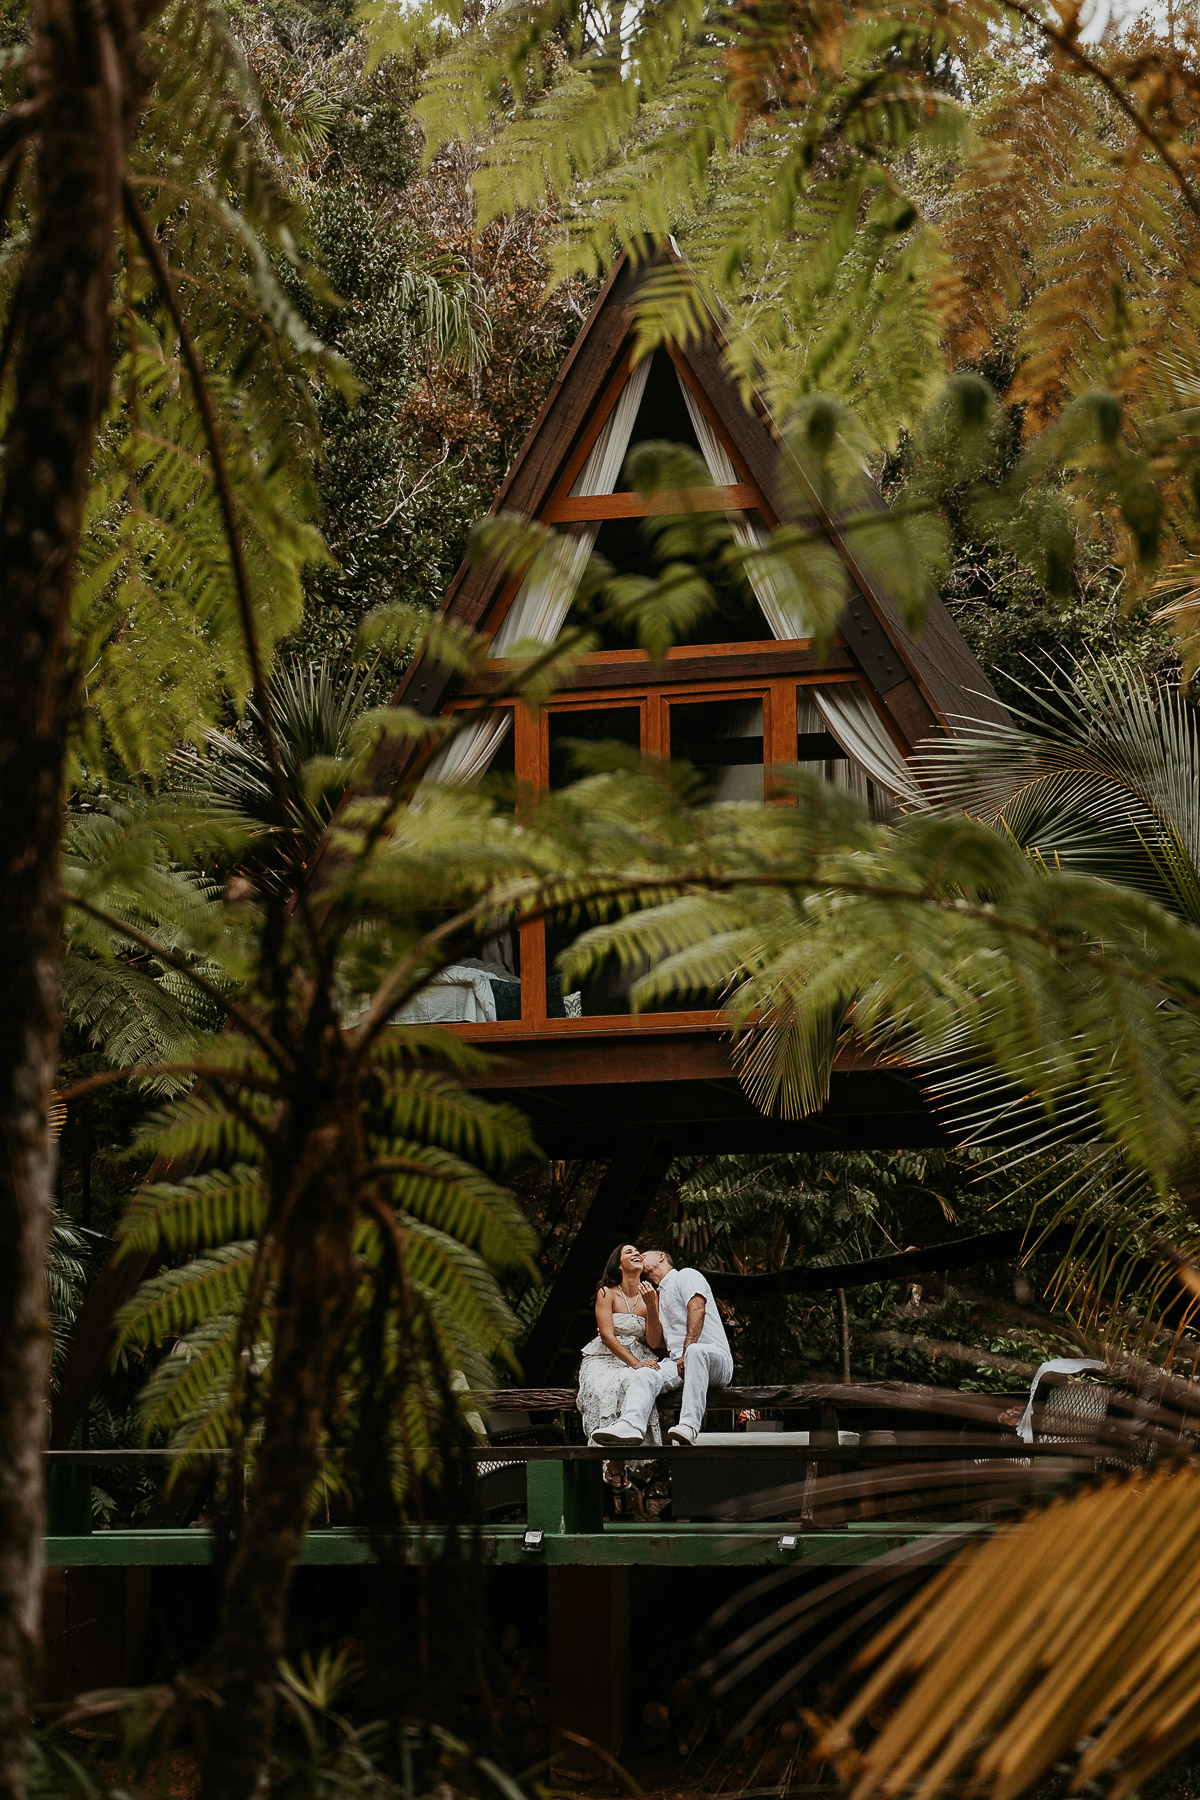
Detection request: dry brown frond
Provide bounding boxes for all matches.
[821,1463,1200,1800]
[938,78,1088,367]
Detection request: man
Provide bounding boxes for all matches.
[594,1249,733,1447]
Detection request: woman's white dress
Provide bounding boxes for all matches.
[577,1306,664,1450]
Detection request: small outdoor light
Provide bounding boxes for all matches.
[777,1534,800,1555]
[522,1528,545,1555]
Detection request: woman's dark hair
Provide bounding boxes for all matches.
[597,1243,631,1294]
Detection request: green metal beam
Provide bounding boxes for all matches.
[44,1519,987,1570]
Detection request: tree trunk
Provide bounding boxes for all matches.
[202,1107,362,1800]
[0,4,141,1788]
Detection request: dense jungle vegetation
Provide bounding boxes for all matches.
[56,0,1187,1442]
[8,0,1200,1793]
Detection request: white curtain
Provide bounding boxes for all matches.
[490,528,595,655]
[492,355,652,654]
[422,357,653,786]
[677,369,912,800]
[421,709,512,786]
[812,685,915,800]
[569,354,653,497]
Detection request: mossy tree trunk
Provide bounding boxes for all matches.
[201,1050,365,1800]
[0,3,145,1789]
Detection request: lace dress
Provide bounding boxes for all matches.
[577,1306,664,1451]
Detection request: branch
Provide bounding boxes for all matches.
[870,1331,1040,1379]
[703,1226,1075,1296]
[121,186,319,951]
[56,1063,284,1103]
[1003,0,1200,227]
[65,892,293,1073]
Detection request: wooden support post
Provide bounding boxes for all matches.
[123,1567,151,1683]
[813,1402,846,1527]
[45,1464,92,1535]
[527,1459,604,1535]
[548,1568,630,1780]
[40,1567,126,1700]
[523,1139,672,1382]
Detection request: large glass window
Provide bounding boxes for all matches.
[547,704,642,789]
[428,678,893,1031]
[614,348,707,482]
[544,705,644,1017]
[667,695,765,803]
[578,515,775,651]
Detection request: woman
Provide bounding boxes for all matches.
[577,1243,664,1487]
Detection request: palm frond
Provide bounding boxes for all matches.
[822,1465,1200,1800]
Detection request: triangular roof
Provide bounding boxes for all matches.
[389,249,1008,754]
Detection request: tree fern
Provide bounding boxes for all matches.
[117,1242,260,1348]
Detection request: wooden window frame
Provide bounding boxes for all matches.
[480,340,778,642]
[541,485,760,523]
[441,669,887,1039]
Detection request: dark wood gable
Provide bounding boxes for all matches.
[393,250,1008,747]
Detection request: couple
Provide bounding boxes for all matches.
[576,1243,733,1473]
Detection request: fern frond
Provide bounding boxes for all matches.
[379,1071,535,1172]
[119,1166,266,1259]
[373,1142,537,1273]
[116,1242,260,1347]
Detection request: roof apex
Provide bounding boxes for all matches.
[389,246,1008,749]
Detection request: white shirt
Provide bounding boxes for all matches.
[655,1268,732,1363]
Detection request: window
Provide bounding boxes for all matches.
[667,695,765,803]
[429,676,894,1033]
[541,704,643,1017]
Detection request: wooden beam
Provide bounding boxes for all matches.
[701,1225,1072,1297]
[458,644,856,696]
[521,1140,674,1382]
[541,484,758,522]
[463,1029,738,1089]
[459,1030,898,1090]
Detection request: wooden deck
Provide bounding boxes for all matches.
[457,1032,950,1156]
[44,1518,988,1569]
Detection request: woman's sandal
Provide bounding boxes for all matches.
[604,1460,630,1490]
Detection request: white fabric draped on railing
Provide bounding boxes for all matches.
[421,358,652,786]
[676,370,913,800]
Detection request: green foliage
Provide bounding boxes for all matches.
[61,794,231,1093]
[174,654,379,890]
[282,183,491,660]
[67,0,348,773]
[119,1166,267,1257]
[915,656,1200,919]
[46,1209,88,1375]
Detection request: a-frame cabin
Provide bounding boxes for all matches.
[389,259,1009,1122]
[383,251,1010,1379]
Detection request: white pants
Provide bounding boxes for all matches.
[618,1343,734,1437]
